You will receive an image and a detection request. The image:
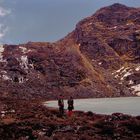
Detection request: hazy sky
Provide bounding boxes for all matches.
[0,0,140,44]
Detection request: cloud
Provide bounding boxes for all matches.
[0,4,11,43]
[0,24,4,39]
[0,24,9,42]
[0,6,11,17]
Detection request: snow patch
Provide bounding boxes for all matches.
[78,43,81,47]
[88,22,92,25]
[0,45,4,61]
[0,70,11,81]
[126,23,134,26]
[0,45,4,53]
[1,70,7,74]
[2,74,10,80]
[131,84,140,96]
[113,67,133,81]
[29,63,34,69]
[1,111,6,114]
[19,46,31,54]
[114,67,132,80]
[135,66,140,71]
[19,46,27,53]
[114,66,125,74]
[129,80,134,85]
[113,26,117,29]
[112,66,126,75]
[98,62,102,65]
[1,114,5,117]
[120,67,130,75]
[114,75,119,78]
[121,71,132,80]
[135,30,140,33]
[10,110,15,113]
[20,55,28,69]
[110,26,118,30]
[20,55,34,70]
[19,77,24,83]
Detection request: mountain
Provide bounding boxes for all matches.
[0,3,140,99]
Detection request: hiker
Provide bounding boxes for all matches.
[58,95,64,116]
[67,96,74,117]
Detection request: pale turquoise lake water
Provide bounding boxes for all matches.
[44,97,140,116]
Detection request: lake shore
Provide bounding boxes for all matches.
[0,97,139,139]
[44,97,140,116]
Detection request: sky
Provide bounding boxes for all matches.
[0,0,140,44]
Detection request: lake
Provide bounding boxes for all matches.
[44,97,140,116]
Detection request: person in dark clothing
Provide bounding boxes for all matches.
[58,95,64,116]
[67,96,74,116]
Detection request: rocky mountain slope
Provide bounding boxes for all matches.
[0,3,140,99]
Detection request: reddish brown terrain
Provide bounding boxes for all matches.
[0,3,140,139]
[0,97,139,140]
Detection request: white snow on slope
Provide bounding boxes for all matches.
[129,80,134,85]
[131,84,140,96]
[98,62,102,65]
[19,46,31,54]
[112,66,133,80]
[2,75,10,80]
[112,66,124,74]
[20,55,28,69]
[121,71,132,80]
[113,26,117,29]
[19,77,24,83]
[0,45,4,61]
[120,67,130,75]
[0,70,11,81]
[135,66,140,71]
[19,46,27,54]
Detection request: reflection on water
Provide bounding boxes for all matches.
[44,97,140,116]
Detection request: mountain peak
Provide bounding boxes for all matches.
[110,3,129,9]
[100,3,132,12]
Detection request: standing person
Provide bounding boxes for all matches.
[58,94,64,116]
[67,96,74,117]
